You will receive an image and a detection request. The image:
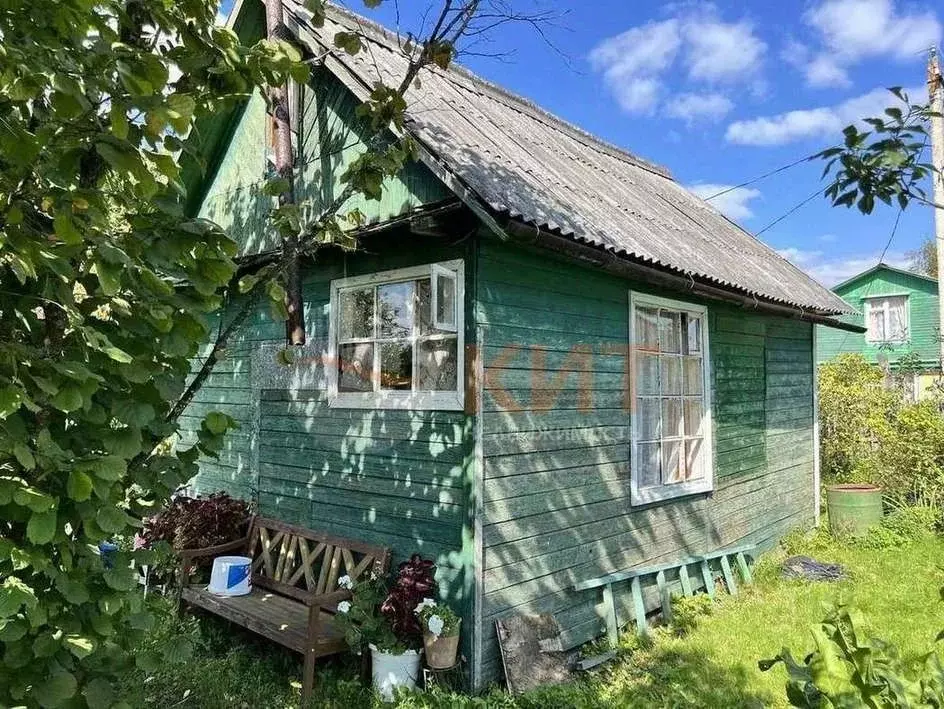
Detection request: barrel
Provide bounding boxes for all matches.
[826,484,884,537]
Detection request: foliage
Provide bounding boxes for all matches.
[414,598,460,638]
[907,238,938,278]
[816,88,937,214]
[141,492,251,551]
[760,603,944,707]
[333,573,404,654]
[669,593,714,637]
[819,355,899,483]
[0,0,308,705]
[860,506,940,550]
[382,554,437,643]
[871,401,944,508]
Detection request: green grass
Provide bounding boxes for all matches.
[120,533,944,708]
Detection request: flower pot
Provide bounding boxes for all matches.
[826,484,884,537]
[423,622,461,669]
[370,646,422,702]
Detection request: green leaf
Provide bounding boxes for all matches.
[103,567,137,592]
[27,511,57,544]
[96,505,130,534]
[162,635,194,664]
[66,471,93,502]
[334,31,363,55]
[94,259,122,296]
[203,411,234,435]
[0,578,37,618]
[112,400,155,427]
[238,274,260,294]
[63,634,95,659]
[51,386,83,413]
[12,443,35,471]
[13,487,55,513]
[83,678,114,708]
[34,670,77,708]
[56,576,90,605]
[0,386,23,418]
[53,211,83,245]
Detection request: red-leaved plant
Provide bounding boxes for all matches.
[381,555,437,645]
[142,492,251,551]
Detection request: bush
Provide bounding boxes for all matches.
[819,355,944,509]
[860,506,940,550]
[141,493,252,551]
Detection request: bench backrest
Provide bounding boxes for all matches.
[245,516,391,602]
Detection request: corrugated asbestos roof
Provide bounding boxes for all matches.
[282,1,853,316]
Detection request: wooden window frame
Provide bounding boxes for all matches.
[327,260,465,411]
[629,292,714,505]
[862,294,909,344]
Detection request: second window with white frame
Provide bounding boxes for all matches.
[328,260,464,410]
[630,293,712,504]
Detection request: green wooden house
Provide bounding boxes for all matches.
[182,0,857,687]
[816,263,941,398]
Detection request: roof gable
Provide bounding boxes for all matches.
[832,263,938,295]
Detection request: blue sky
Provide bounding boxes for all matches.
[223,0,941,286]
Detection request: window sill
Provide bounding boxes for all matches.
[329,391,464,411]
[631,480,713,506]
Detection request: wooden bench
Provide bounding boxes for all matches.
[574,545,756,645]
[178,516,391,702]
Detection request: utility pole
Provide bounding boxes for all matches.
[929,49,944,372]
[265,0,306,346]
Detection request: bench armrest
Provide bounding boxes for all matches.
[310,589,353,612]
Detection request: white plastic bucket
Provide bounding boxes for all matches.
[207,555,252,596]
[370,646,422,702]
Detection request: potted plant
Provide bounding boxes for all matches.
[415,599,461,668]
[334,554,437,701]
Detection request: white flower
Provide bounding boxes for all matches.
[337,575,353,590]
[414,597,437,614]
[427,614,444,637]
[337,601,351,614]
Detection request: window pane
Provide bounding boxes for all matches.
[683,398,703,436]
[659,310,681,353]
[888,297,906,340]
[635,354,660,395]
[378,282,414,339]
[636,397,661,441]
[338,343,373,392]
[339,288,374,340]
[379,342,412,390]
[637,442,661,488]
[418,338,458,391]
[867,305,885,341]
[435,269,457,328]
[634,306,659,351]
[662,398,682,438]
[661,356,682,395]
[683,356,703,395]
[662,439,683,484]
[685,438,705,481]
[687,316,702,354]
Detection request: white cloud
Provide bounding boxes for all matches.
[688,183,761,221]
[589,5,765,118]
[806,0,941,62]
[724,85,921,146]
[777,247,910,286]
[783,0,941,88]
[685,16,766,83]
[665,92,734,122]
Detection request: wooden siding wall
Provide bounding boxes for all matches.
[196,67,450,257]
[179,234,476,607]
[816,268,940,368]
[475,238,816,683]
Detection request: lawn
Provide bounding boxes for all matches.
[120,532,944,708]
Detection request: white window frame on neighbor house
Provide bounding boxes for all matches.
[862,294,909,344]
[629,292,713,505]
[327,260,465,410]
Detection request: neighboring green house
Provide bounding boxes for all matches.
[181,0,857,688]
[816,263,941,397]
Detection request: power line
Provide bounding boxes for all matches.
[753,186,825,237]
[704,153,817,201]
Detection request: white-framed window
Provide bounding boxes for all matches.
[630,292,713,505]
[327,260,464,410]
[863,295,909,343]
